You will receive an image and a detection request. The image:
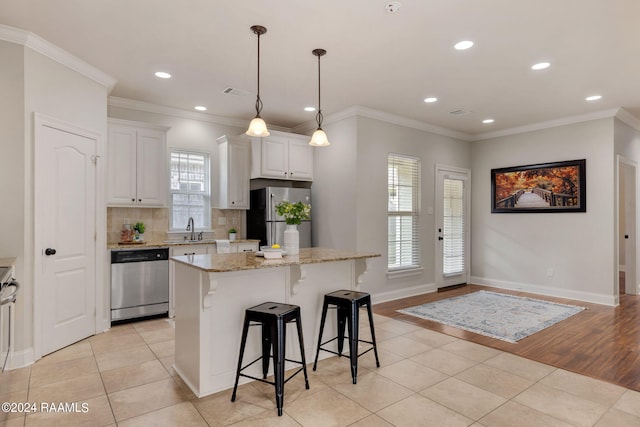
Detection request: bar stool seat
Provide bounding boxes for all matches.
[313,290,380,384]
[231,302,309,416]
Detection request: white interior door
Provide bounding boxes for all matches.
[35,116,97,356]
[619,158,637,296]
[435,165,470,288]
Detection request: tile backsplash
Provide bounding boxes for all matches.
[107,207,246,244]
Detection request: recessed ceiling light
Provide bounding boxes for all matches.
[454,40,474,50]
[482,118,495,124]
[155,71,172,79]
[194,106,207,111]
[585,95,602,101]
[304,106,316,112]
[531,62,550,70]
[424,97,438,103]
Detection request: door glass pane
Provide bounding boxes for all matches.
[443,178,465,275]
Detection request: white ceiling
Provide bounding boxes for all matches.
[2,0,640,137]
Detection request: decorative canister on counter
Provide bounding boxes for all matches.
[120,222,133,243]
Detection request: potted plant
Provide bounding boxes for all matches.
[133,221,146,241]
[275,201,311,255]
[228,227,237,241]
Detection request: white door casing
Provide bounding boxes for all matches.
[435,165,471,288]
[34,114,98,357]
[617,156,637,297]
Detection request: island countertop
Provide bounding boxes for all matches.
[171,247,380,272]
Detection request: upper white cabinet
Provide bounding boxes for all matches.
[215,135,250,209]
[107,119,168,207]
[251,131,313,181]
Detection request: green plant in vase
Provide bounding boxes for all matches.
[275,201,311,225]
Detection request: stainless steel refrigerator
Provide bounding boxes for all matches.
[247,187,312,248]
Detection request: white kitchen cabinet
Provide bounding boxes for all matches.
[250,131,313,181]
[215,135,250,209]
[107,119,168,207]
[233,242,259,253]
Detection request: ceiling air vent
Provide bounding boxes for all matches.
[449,108,472,116]
[222,87,251,96]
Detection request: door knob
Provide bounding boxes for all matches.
[438,237,444,241]
[45,248,57,256]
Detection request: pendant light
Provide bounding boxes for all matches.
[246,25,270,137]
[309,48,330,147]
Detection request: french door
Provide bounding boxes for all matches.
[435,165,470,288]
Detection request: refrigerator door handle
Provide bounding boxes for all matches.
[269,193,275,246]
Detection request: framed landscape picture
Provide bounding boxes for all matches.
[491,159,586,213]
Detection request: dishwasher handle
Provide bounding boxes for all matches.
[111,248,169,263]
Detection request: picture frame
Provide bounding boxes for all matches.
[491,159,586,213]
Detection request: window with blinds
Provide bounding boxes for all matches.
[388,154,421,272]
[443,177,465,276]
[169,150,211,230]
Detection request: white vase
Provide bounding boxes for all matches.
[283,224,299,255]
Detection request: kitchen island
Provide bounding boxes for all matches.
[171,247,380,397]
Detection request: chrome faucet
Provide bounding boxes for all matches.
[186,217,195,241]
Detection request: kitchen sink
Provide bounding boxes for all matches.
[163,239,218,244]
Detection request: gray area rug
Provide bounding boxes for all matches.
[398,290,586,343]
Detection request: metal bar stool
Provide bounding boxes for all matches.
[313,290,380,384]
[231,302,309,416]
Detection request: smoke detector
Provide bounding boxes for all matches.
[384,2,402,13]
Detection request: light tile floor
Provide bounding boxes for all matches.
[2,313,640,426]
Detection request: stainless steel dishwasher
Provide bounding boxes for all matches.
[111,248,169,322]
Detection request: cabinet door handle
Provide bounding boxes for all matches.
[131,198,135,202]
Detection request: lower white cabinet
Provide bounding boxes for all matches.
[234,242,258,253]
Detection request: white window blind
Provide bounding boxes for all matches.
[388,154,420,271]
[443,177,465,275]
[170,151,211,230]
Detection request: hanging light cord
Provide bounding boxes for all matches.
[315,50,324,129]
[255,30,263,118]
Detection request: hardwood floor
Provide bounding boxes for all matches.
[373,284,640,392]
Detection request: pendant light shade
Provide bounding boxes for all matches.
[309,48,330,147]
[246,25,270,137]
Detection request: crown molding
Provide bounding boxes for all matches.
[615,107,640,132]
[291,105,474,141]
[0,24,117,91]
[472,108,622,141]
[108,96,292,132]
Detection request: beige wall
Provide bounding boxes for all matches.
[312,114,472,300]
[471,118,616,304]
[1,41,109,363]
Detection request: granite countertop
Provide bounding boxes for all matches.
[108,239,259,250]
[171,247,381,273]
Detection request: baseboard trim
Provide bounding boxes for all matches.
[470,276,616,306]
[371,283,436,304]
[5,347,34,370]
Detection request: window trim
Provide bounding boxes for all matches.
[387,153,421,273]
[169,149,212,232]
